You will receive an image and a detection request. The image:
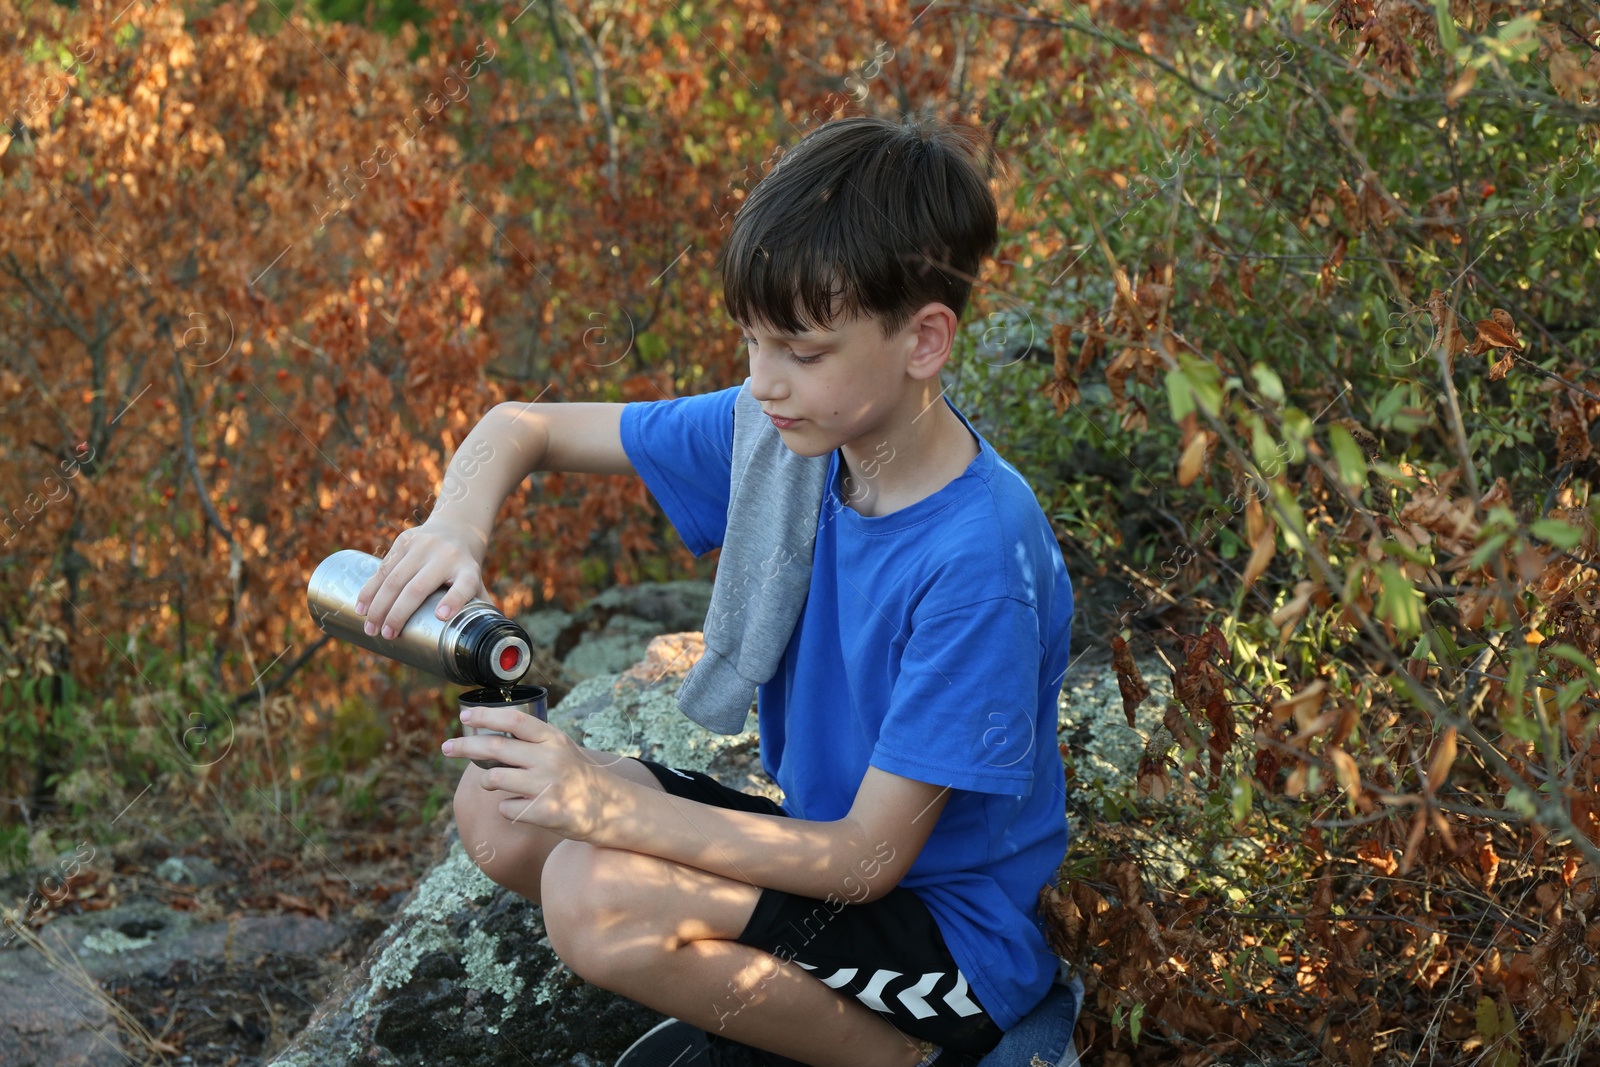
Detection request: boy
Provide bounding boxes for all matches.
[354,114,1074,1067]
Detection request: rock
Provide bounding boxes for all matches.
[518,643,575,709]
[559,615,664,681]
[267,627,777,1066]
[585,580,714,633]
[0,900,350,984]
[152,854,224,887]
[1054,651,1227,890]
[549,634,774,804]
[1055,651,1174,784]
[517,608,574,649]
[263,602,1095,1066]
[0,972,124,1067]
[621,632,705,686]
[265,825,667,1067]
[530,580,715,683]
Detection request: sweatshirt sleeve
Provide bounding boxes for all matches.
[619,384,741,557]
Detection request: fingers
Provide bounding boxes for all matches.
[354,524,489,637]
[357,551,417,638]
[369,559,455,639]
[354,530,412,616]
[459,704,548,744]
[442,729,542,779]
[435,568,487,623]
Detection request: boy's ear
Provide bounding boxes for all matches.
[904,303,957,381]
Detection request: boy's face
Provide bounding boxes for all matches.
[738,302,948,459]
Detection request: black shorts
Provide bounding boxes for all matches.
[632,758,1007,1056]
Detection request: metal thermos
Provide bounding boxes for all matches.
[306,549,533,688]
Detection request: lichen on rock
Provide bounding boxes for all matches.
[574,678,753,774]
[81,927,158,955]
[458,925,523,1027]
[354,843,499,1016]
[549,635,758,777]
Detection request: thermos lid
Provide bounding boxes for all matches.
[487,633,530,681]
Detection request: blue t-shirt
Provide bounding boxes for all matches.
[619,382,1074,1032]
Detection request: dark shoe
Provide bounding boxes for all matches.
[615,1018,810,1067]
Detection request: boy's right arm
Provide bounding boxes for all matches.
[354,402,633,639]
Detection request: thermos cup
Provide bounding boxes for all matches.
[459,685,547,770]
[306,549,533,688]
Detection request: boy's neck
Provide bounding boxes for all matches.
[836,387,980,518]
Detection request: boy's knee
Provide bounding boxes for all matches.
[544,844,656,985]
[454,767,515,877]
[453,768,490,842]
[540,844,608,979]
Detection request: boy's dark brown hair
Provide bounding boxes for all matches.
[717,113,1001,341]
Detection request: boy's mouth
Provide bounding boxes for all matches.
[767,414,801,428]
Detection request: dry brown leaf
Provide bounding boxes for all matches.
[1111,635,1152,727]
[1427,726,1458,792]
[1329,746,1363,803]
[1242,527,1275,589]
[1244,490,1266,543]
[1271,679,1327,727]
[1271,578,1316,631]
[1177,430,1211,487]
[1399,806,1429,875]
[1445,64,1477,105]
[1237,258,1258,300]
[1474,315,1523,351]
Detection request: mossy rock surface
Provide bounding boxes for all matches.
[266,826,667,1067]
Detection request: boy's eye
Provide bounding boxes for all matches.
[743,335,821,365]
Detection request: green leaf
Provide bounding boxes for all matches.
[1505,785,1538,818]
[1248,413,1284,477]
[1372,384,1407,428]
[1546,644,1600,689]
[1376,563,1424,636]
[1433,0,1459,53]
[635,331,668,364]
[1250,363,1285,404]
[1129,1001,1144,1045]
[1531,518,1582,549]
[1557,679,1589,712]
[1268,481,1310,551]
[1280,408,1312,464]
[1491,1044,1520,1067]
[1329,425,1367,489]
[1467,531,1509,570]
[1178,354,1224,417]
[1165,367,1195,422]
[1429,624,1462,668]
[1231,774,1253,825]
[1497,999,1517,1047]
[1384,538,1433,568]
[1475,995,1500,1038]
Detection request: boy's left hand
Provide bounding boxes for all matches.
[441,706,617,842]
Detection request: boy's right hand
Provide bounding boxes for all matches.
[354,520,494,640]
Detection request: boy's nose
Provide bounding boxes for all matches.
[748,357,786,403]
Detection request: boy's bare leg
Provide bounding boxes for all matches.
[541,839,928,1067]
[454,746,661,906]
